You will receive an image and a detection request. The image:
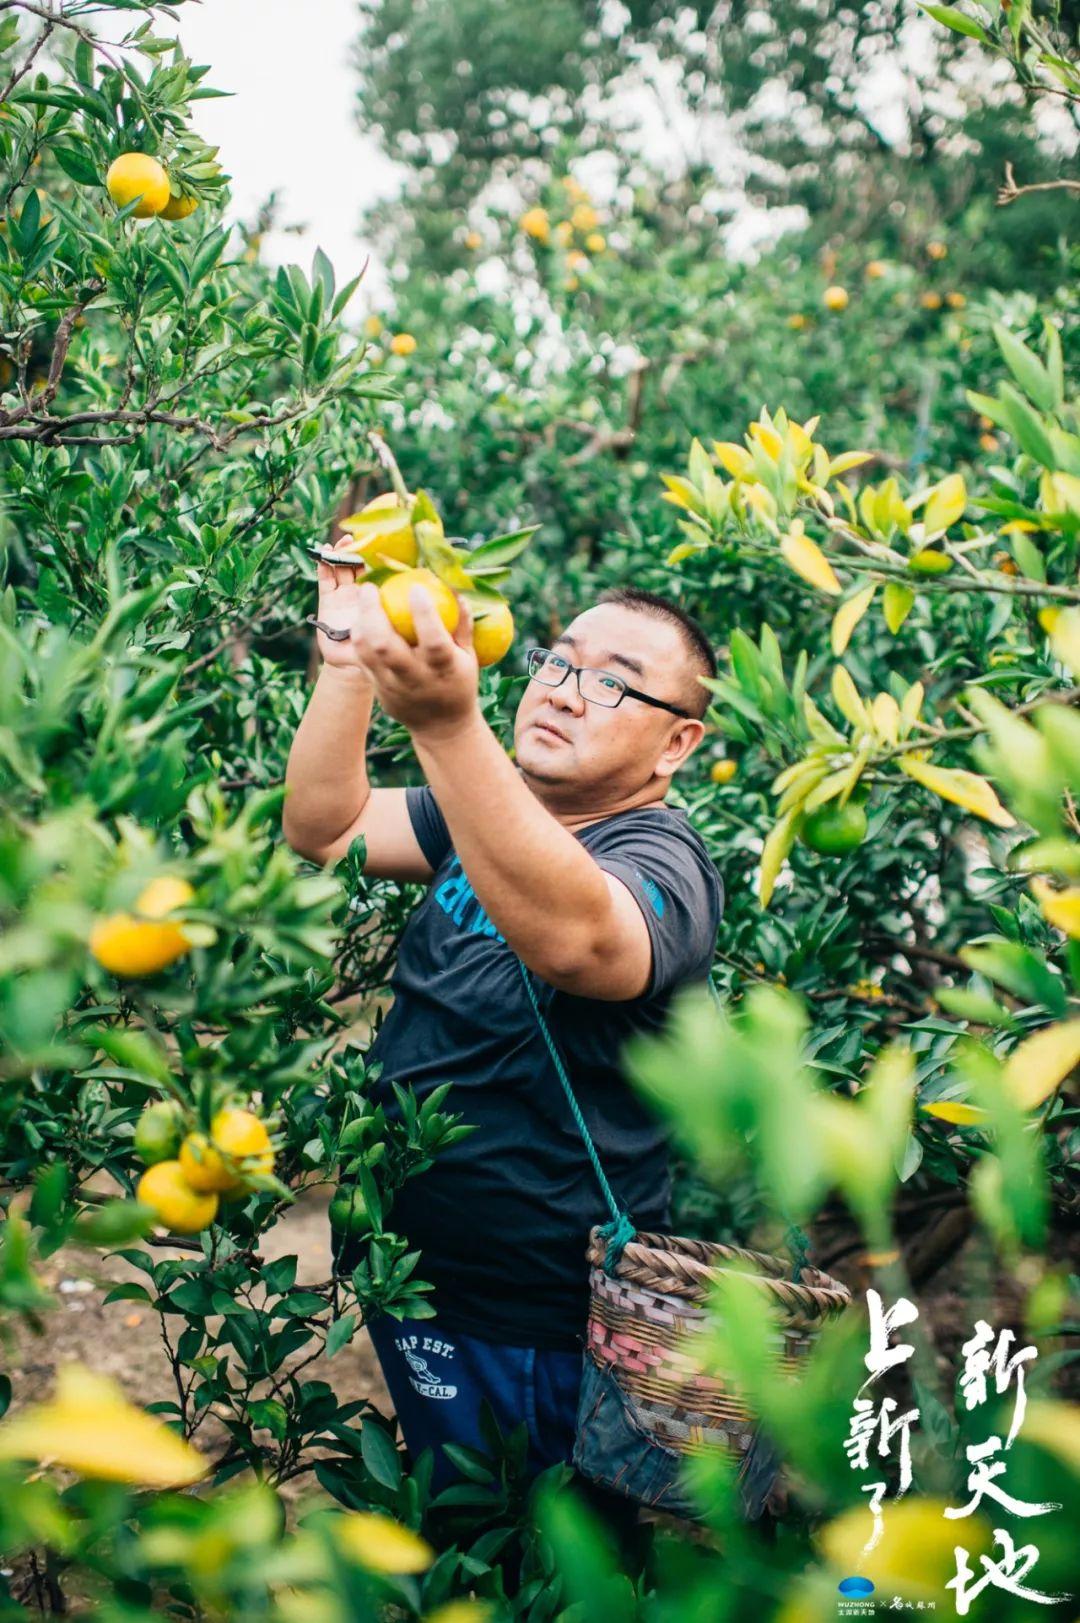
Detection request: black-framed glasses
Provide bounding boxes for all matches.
[524,646,691,718]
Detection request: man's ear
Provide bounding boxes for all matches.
[659,717,706,776]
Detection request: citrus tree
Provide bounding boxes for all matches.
[1,0,1078,1619]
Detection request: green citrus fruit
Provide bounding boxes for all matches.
[800,799,869,856]
[133,1100,185,1166]
[329,1185,373,1237]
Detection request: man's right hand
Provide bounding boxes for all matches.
[314,540,372,671]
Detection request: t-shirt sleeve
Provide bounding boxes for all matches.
[592,821,724,1000]
[405,784,453,872]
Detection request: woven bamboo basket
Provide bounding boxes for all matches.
[584,1226,851,1457]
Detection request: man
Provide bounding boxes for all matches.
[283,549,724,1503]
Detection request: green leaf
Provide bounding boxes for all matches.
[918,3,989,41]
[53,145,101,187]
[325,1313,356,1358]
[360,1420,402,1489]
[883,581,915,633]
[993,324,1056,414]
[960,940,1068,1017]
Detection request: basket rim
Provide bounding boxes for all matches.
[587,1225,851,1318]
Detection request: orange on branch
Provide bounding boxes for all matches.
[472,601,515,667]
[105,153,170,218]
[379,568,460,645]
[137,1161,218,1234]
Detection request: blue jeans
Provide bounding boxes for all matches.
[365,1312,584,1493]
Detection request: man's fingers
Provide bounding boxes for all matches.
[410,583,459,667]
[450,593,474,654]
[354,580,409,669]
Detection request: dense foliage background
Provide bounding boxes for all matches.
[0,1,1077,1618]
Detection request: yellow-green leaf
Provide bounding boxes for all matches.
[712,440,753,479]
[827,450,875,479]
[0,1366,207,1487]
[334,1511,434,1575]
[660,474,704,513]
[758,808,801,908]
[1029,876,1080,939]
[883,580,915,633]
[830,583,877,655]
[897,755,1016,828]
[665,540,707,566]
[921,1100,989,1126]
[922,473,967,537]
[780,526,841,595]
[1047,605,1080,680]
[1018,1401,1080,1473]
[900,680,925,735]
[1001,1018,1080,1111]
[831,665,870,731]
[870,691,901,745]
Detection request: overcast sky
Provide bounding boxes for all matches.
[180,0,399,298]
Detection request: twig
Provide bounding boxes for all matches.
[997,159,1080,207]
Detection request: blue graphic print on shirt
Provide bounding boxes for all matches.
[433,857,507,941]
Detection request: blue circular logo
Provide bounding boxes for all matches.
[838,1576,875,1596]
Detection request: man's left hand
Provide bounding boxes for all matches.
[351,578,479,741]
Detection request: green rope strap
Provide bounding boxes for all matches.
[516,959,636,1275]
[517,960,813,1285]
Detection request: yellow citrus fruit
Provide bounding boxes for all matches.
[519,206,550,242]
[823,286,849,311]
[919,290,943,310]
[787,313,808,330]
[137,1161,218,1233]
[571,202,599,232]
[134,1101,185,1166]
[89,876,195,978]
[945,290,966,309]
[584,232,606,253]
[379,568,460,645]
[979,432,1000,453]
[160,191,198,221]
[389,332,417,356]
[865,260,887,278]
[105,153,170,218]
[927,239,948,260]
[179,1108,274,1194]
[710,759,737,785]
[338,491,418,569]
[472,601,515,668]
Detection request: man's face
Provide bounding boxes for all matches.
[513,604,702,801]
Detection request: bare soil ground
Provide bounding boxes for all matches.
[10,1188,391,1449]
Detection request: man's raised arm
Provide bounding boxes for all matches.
[281,553,433,882]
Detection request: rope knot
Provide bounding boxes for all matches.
[598,1210,636,1277]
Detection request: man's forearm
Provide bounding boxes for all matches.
[282,664,377,855]
[413,709,614,976]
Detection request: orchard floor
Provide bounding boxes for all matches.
[10,1187,392,1479]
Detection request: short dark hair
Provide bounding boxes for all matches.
[596,585,716,719]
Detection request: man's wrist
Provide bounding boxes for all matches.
[411,705,488,754]
[318,662,375,692]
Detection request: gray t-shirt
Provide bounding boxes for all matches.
[359,785,725,1349]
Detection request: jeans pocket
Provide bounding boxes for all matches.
[572,1356,782,1523]
[571,1355,699,1519]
